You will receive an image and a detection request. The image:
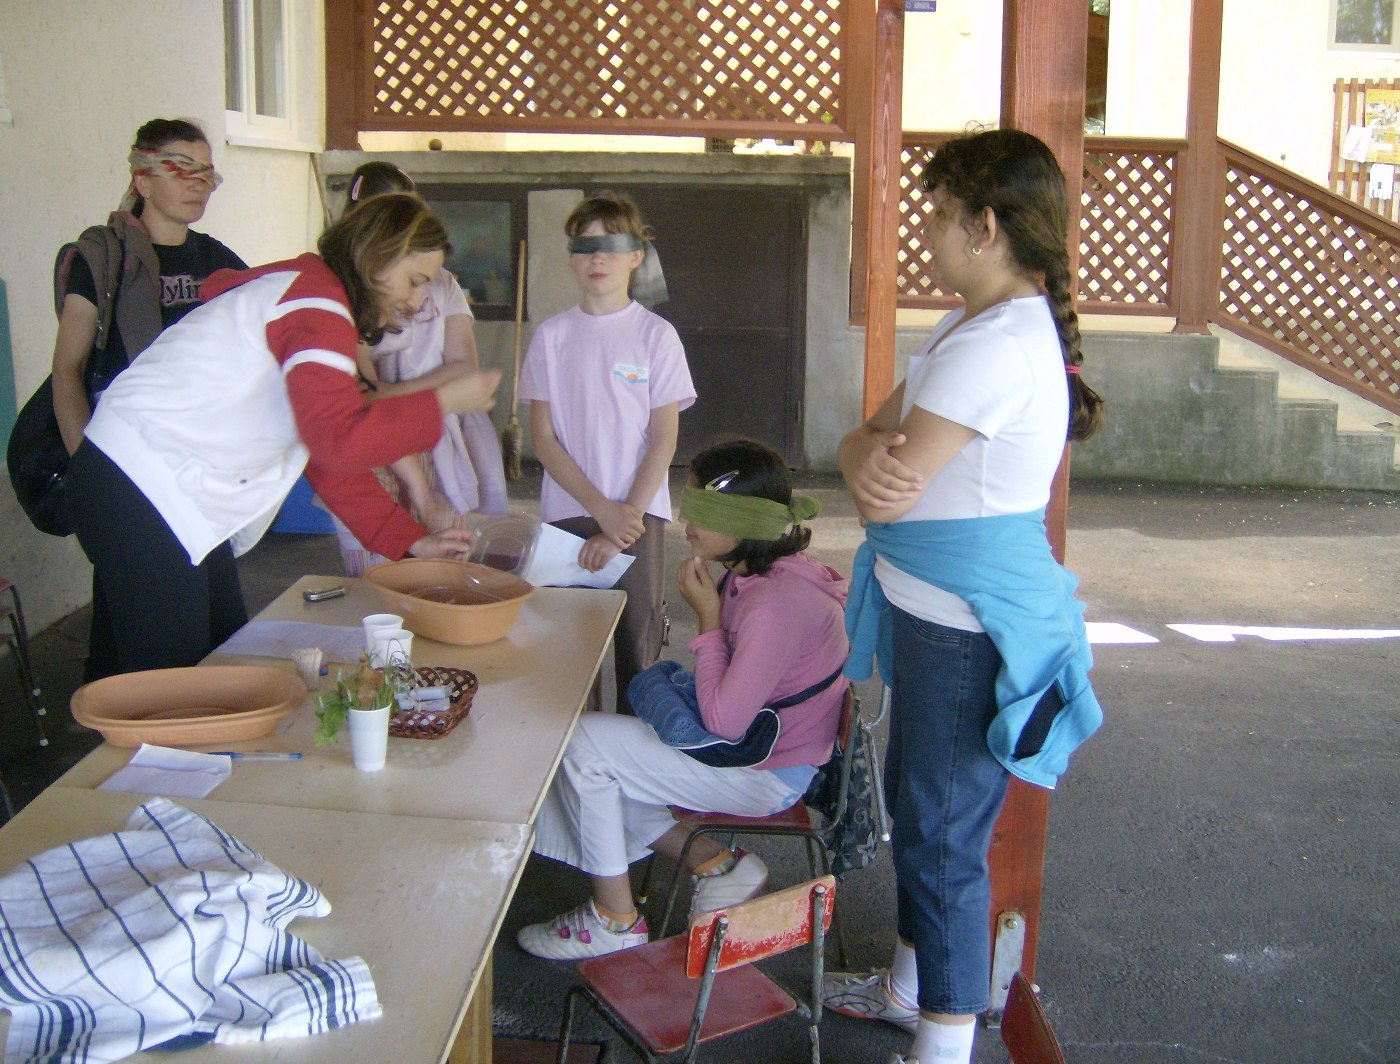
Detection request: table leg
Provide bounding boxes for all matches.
[449,955,494,1063]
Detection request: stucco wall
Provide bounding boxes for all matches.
[0,0,321,632]
[1221,1,1400,184]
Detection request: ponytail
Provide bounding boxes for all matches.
[1042,256,1104,442]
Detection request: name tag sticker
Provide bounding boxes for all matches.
[613,362,649,384]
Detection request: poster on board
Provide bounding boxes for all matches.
[1364,88,1400,164]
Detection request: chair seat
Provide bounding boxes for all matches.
[670,802,814,831]
[576,934,796,1055]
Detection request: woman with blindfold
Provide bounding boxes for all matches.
[519,191,694,710]
[50,117,244,680]
[517,440,849,961]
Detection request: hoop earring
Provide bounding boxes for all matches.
[971,247,982,256]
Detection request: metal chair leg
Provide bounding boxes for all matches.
[635,852,657,906]
[1,583,49,748]
[0,771,14,825]
[660,829,706,937]
[556,986,580,1064]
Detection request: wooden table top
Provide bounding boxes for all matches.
[0,787,531,1063]
[54,576,626,827]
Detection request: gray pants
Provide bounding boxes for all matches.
[550,513,667,713]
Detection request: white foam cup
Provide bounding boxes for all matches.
[362,613,404,655]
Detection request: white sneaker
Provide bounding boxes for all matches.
[517,900,648,961]
[822,968,920,1034]
[688,851,769,920]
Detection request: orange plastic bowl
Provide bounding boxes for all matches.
[71,666,306,748]
[364,559,534,646]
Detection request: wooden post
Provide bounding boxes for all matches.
[860,0,905,420]
[848,0,875,326]
[994,0,1089,983]
[1172,0,1225,334]
[324,0,363,151]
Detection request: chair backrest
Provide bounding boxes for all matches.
[685,874,835,978]
[1001,971,1067,1064]
[827,687,860,823]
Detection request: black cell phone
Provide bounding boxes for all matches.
[302,584,346,603]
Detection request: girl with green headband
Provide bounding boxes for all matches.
[518,440,850,962]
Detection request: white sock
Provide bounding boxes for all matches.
[909,1016,976,1064]
[889,939,920,1008]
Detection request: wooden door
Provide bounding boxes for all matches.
[614,184,808,466]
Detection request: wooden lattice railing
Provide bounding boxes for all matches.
[1079,137,1182,315]
[898,134,1184,316]
[329,0,851,143]
[1219,142,1400,414]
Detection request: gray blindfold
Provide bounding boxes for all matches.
[568,234,644,254]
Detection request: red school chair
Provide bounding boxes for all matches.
[643,688,871,965]
[0,578,48,748]
[1000,971,1067,1064]
[556,875,835,1064]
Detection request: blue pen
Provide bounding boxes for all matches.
[210,751,304,761]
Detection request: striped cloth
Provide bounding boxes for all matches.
[0,798,380,1063]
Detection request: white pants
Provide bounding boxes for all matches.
[533,714,801,877]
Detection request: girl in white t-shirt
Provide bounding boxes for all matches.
[826,129,1104,1064]
[519,192,696,709]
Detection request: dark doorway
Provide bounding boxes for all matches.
[611,184,808,466]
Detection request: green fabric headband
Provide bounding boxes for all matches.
[679,485,820,541]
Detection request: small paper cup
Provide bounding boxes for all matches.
[362,613,404,655]
[369,628,414,670]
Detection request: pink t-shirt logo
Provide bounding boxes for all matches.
[612,362,649,384]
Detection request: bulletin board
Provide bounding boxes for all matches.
[1331,78,1400,221]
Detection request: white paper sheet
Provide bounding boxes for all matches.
[98,744,231,799]
[214,621,366,665]
[1342,124,1373,163]
[522,523,635,589]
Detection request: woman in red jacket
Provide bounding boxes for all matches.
[66,193,499,678]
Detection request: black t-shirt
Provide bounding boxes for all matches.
[63,229,245,397]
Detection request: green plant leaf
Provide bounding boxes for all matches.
[314,677,352,746]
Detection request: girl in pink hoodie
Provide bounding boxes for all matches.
[518,439,850,961]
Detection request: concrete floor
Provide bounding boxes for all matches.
[2,468,1398,1063]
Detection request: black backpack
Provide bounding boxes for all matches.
[6,226,127,537]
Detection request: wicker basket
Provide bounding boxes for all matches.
[389,666,478,740]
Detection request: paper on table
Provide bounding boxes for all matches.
[98,744,232,799]
[214,620,366,665]
[522,523,635,589]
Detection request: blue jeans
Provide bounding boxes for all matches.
[887,606,1010,1016]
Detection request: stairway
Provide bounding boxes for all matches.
[1069,331,1400,491]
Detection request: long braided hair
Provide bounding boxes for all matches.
[922,129,1105,442]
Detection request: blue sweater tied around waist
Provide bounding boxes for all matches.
[843,510,1103,789]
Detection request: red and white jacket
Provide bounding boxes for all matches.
[85,253,442,565]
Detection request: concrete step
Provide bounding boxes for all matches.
[1071,330,1400,491]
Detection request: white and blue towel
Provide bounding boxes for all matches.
[0,798,380,1063]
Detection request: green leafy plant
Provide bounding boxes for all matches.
[314,655,411,746]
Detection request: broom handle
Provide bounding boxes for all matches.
[510,239,526,411]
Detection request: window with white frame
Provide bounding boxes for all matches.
[225,0,322,149]
[1332,0,1400,52]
